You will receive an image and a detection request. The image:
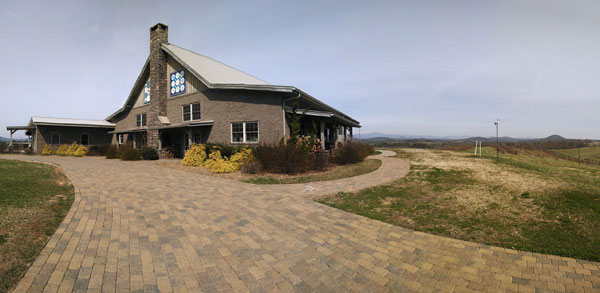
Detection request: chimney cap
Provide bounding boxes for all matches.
[150,23,168,32]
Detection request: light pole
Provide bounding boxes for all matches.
[494,119,500,162]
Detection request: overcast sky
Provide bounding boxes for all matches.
[1,0,599,139]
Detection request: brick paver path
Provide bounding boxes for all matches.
[2,152,599,292]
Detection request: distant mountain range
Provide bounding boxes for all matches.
[358,132,469,140]
[361,132,570,143]
[0,136,28,143]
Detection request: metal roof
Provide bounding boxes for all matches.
[106,44,360,127]
[30,116,115,128]
[162,44,269,86]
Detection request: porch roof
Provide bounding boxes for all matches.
[284,108,360,127]
[148,120,214,130]
[108,128,147,134]
[6,126,35,131]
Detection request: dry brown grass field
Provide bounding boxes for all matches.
[319,147,600,261]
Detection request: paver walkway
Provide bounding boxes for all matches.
[2,152,599,292]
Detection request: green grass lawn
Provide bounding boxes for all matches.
[318,147,600,261]
[244,159,381,184]
[0,160,74,292]
[552,146,600,160]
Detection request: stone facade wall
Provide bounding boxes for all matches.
[34,125,113,153]
[166,89,286,145]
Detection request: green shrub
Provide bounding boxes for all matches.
[0,142,6,154]
[141,146,159,160]
[333,141,374,164]
[119,144,141,161]
[105,145,119,159]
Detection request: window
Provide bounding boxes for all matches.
[51,132,60,145]
[192,132,202,144]
[232,123,243,142]
[143,82,150,104]
[170,70,186,97]
[246,122,259,142]
[136,113,147,127]
[182,103,201,121]
[81,133,89,145]
[118,134,124,144]
[231,122,259,143]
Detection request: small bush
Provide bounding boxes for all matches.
[230,147,255,168]
[333,141,374,165]
[204,143,244,159]
[88,144,109,156]
[42,145,54,156]
[73,145,88,157]
[313,152,329,171]
[119,144,141,161]
[106,145,119,159]
[182,144,207,167]
[55,145,69,156]
[255,141,313,174]
[241,161,263,174]
[204,149,237,173]
[65,142,79,156]
[165,145,180,159]
[0,142,6,154]
[141,146,159,160]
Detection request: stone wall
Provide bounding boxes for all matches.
[148,23,169,149]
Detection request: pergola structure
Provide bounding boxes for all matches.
[5,125,35,149]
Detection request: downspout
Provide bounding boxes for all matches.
[282,92,301,138]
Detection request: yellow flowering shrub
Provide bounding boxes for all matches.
[229,147,255,169]
[204,150,238,173]
[42,145,54,155]
[73,145,88,157]
[55,145,69,156]
[182,144,207,167]
[66,142,79,156]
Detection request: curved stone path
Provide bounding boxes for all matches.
[1,152,599,292]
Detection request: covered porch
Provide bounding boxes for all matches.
[5,125,35,152]
[284,106,360,151]
[109,128,148,149]
[151,121,214,158]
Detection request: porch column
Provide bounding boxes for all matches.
[9,130,15,146]
[344,126,347,141]
[158,132,162,150]
[133,133,137,149]
[349,127,353,140]
[320,121,325,150]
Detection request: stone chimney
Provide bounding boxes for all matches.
[148,23,168,149]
